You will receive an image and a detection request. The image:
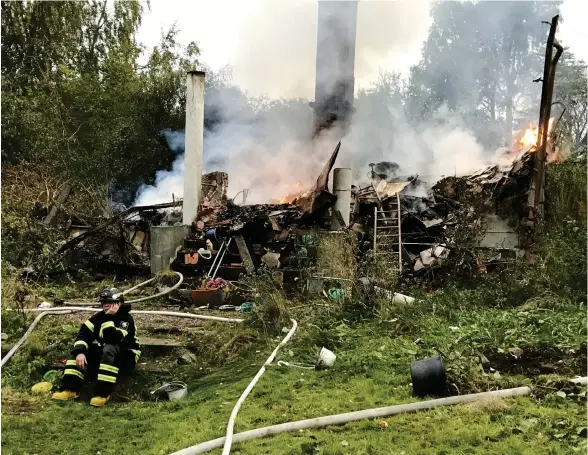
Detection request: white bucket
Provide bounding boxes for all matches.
[392,293,415,304]
[316,347,336,369]
[152,381,188,401]
[167,386,187,400]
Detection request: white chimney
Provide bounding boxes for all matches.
[183,70,205,225]
[331,167,352,229]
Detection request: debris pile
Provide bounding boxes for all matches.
[350,119,564,277]
[47,115,567,293]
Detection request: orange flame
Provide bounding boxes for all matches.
[513,118,555,151]
[276,182,303,204]
[503,117,566,164]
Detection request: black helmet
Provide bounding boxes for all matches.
[99,287,124,305]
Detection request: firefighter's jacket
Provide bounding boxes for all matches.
[71,304,141,362]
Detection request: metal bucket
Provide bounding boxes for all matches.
[410,356,446,397]
[151,381,188,401]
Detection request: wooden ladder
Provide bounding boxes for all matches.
[373,193,402,274]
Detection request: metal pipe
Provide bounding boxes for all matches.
[183,71,206,225]
[397,193,402,273]
[373,206,377,252]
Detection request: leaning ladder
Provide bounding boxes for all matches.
[373,193,402,274]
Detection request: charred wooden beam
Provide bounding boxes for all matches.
[57,201,182,253]
[297,141,341,219]
[234,234,255,273]
[43,183,72,225]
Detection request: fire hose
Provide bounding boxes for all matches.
[170,376,588,455]
[59,271,184,307]
[1,271,245,367]
[221,319,298,455]
[1,310,76,368]
[1,308,243,367]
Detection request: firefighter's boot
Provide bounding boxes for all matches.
[51,390,79,401]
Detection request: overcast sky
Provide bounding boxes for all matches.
[137,0,587,99]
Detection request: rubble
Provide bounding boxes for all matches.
[348,121,566,277]
[201,171,228,207]
[296,142,341,219]
[47,112,567,292]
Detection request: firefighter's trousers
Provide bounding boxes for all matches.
[61,343,136,397]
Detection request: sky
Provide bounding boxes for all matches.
[137,0,431,99]
[137,0,587,100]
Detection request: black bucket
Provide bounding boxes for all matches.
[410,356,446,397]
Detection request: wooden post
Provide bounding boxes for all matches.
[43,183,72,225]
[530,15,563,222]
[234,234,255,273]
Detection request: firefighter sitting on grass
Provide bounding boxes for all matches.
[51,287,141,407]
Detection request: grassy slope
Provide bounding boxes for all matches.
[2,295,586,455]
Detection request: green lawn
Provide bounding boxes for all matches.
[2,294,586,455]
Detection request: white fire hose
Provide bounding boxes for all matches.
[0,272,244,367]
[221,319,298,455]
[24,307,244,323]
[59,272,184,306]
[170,376,588,455]
[0,309,76,368]
[1,302,243,367]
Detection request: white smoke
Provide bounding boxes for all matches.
[134,0,493,207]
[135,153,184,206]
[230,0,432,98]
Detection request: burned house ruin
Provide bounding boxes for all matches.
[57,5,568,309]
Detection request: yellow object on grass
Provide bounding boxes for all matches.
[31,381,53,394]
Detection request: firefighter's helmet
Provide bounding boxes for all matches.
[99,287,124,305]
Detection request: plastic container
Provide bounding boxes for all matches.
[316,347,336,369]
[328,289,344,300]
[152,381,188,401]
[239,302,255,313]
[410,356,446,397]
[392,293,415,304]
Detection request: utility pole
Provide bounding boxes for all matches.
[529,15,563,224]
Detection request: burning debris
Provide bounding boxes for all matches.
[51,109,568,294]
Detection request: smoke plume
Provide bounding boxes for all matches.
[135,1,506,206]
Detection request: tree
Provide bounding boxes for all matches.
[1,0,204,205]
[405,1,561,148]
[554,55,587,154]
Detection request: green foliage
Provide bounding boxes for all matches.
[529,162,588,300]
[554,56,588,153]
[1,1,199,203]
